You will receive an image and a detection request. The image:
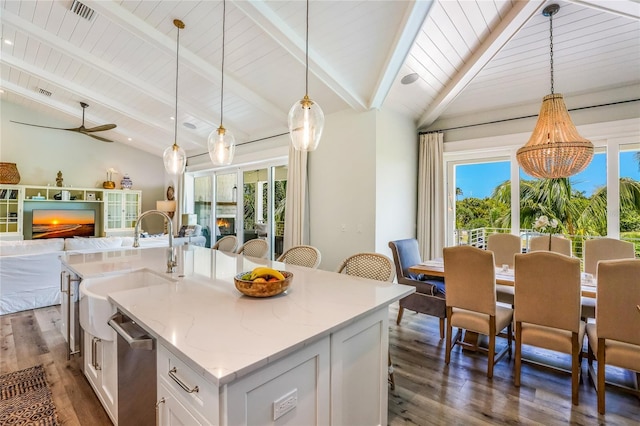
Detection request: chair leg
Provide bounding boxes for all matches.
[507,322,513,357]
[597,338,606,414]
[396,306,404,325]
[445,307,453,365]
[514,322,522,387]
[439,317,445,340]
[388,352,395,390]
[487,316,496,379]
[571,332,580,406]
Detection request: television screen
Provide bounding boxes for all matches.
[32,209,96,239]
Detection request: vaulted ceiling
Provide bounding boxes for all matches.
[1,0,638,159]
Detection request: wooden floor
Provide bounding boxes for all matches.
[387,305,639,425]
[1,305,638,425]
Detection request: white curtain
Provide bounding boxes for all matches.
[417,132,445,260]
[283,144,309,250]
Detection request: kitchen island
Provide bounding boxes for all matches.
[62,245,414,425]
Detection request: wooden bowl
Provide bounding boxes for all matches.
[234,271,293,297]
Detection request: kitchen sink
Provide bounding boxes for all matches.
[79,269,176,341]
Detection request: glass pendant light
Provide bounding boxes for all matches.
[288,0,324,151]
[516,4,593,178]
[208,0,235,166]
[164,19,187,176]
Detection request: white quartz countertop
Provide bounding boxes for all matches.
[62,246,414,386]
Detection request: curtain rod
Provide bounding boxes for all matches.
[420,98,640,134]
[188,132,289,159]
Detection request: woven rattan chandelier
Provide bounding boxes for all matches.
[516,4,593,179]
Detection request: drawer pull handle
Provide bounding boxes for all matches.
[155,397,165,426]
[168,367,199,393]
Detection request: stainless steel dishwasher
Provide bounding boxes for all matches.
[108,311,156,426]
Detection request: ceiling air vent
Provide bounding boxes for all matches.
[37,88,52,97]
[70,0,96,21]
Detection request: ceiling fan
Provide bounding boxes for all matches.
[11,102,117,142]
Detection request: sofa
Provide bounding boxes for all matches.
[0,235,206,315]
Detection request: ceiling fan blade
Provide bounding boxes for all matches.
[82,132,114,143]
[10,120,69,131]
[83,124,117,132]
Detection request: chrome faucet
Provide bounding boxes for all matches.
[133,210,176,273]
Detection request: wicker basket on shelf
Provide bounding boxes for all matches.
[0,163,20,184]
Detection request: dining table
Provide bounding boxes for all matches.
[409,258,597,298]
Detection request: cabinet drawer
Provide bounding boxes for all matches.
[157,345,218,424]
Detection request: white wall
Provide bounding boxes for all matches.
[308,109,377,270]
[374,109,418,260]
[1,100,167,233]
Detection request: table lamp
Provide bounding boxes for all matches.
[156,200,176,233]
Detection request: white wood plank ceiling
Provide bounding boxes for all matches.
[1,0,638,159]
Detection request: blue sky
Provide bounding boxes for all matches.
[456,151,639,199]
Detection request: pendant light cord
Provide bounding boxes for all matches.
[305,0,309,96]
[549,11,554,94]
[220,0,226,127]
[174,24,180,145]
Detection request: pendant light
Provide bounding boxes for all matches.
[208,0,235,166]
[516,4,593,179]
[163,19,187,176]
[288,0,324,151]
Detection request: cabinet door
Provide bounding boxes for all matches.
[0,185,23,238]
[123,192,140,228]
[104,191,124,231]
[157,380,209,426]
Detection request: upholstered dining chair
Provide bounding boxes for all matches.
[583,238,635,275]
[529,235,572,256]
[211,235,238,252]
[514,251,584,406]
[586,259,640,414]
[581,238,635,319]
[388,239,446,338]
[487,233,521,306]
[236,239,269,258]
[336,252,396,388]
[443,246,513,379]
[277,245,321,269]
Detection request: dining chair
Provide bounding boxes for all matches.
[336,252,396,388]
[529,235,572,256]
[236,239,269,258]
[586,259,640,414]
[583,238,635,275]
[212,235,238,252]
[276,245,321,269]
[514,251,584,406]
[581,238,635,319]
[388,239,446,338]
[443,246,513,379]
[487,233,521,306]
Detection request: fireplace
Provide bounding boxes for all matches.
[216,217,235,236]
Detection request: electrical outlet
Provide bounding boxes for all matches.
[273,389,297,420]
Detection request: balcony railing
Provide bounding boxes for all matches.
[454,227,640,263]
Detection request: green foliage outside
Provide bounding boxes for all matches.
[456,177,640,255]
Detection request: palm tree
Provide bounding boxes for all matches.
[490,178,640,236]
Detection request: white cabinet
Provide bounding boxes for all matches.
[83,329,118,424]
[103,190,141,236]
[59,267,81,359]
[224,336,330,425]
[157,344,218,425]
[0,185,23,240]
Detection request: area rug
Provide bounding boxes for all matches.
[0,365,60,425]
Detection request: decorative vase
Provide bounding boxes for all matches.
[120,174,133,190]
[0,162,20,184]
[103,181,116,189]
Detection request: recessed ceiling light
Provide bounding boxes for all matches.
[170,116,175,120]
[401,73,419,85]
[127,137,132,141]
[3,39,13,46]
[0,89,4,94]
[183,122,196,130]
